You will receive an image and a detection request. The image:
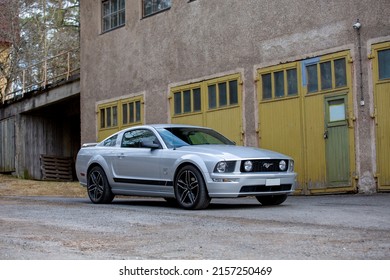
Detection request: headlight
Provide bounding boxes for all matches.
[214,161,236,173]
[216,161,227,173]
[244,160,253,172]
[279,160,287,171]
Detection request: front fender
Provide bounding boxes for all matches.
[172,153,221,183]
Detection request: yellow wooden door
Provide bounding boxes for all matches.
[259,97,304,190]
[372,42,390,191]
[257,52,356,194]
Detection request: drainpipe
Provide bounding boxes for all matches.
[353,19,364,106]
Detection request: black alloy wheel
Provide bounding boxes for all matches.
[87,166,115,204]
[174,165,211,210]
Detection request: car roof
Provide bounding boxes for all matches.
[148,124,208,129]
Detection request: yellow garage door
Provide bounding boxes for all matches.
[257,51,356,194]
[170,74,243,145]
[372,42,390,191]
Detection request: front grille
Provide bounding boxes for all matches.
[240,184,292,193]
[240,159,288,172]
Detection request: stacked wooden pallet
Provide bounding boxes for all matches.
[40,155,73,181]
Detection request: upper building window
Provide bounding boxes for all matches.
[143,0,171,17]
[102,0,125,32]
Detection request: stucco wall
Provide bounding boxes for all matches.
[80,0,390,192]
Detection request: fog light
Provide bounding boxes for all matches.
[244,160,253,172]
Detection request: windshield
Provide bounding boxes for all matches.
[157,127,235,148]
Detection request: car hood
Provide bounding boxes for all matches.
[176,145,291,160]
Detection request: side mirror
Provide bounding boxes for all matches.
[140,140,160,149]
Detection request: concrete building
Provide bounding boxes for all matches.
[80,0,390,194]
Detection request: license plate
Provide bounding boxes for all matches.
[266,179,280,186]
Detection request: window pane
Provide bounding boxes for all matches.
[103,1,110,16]
[174,92,181,115]
[103,17,110,32]
[329,99,345,122]
[111,13,118,29]
[111,0,118,13]
[112,106,118,126]
[144,0,152,16]
[378,49,390,80]
[229,80,238,104]
[135,101,141,122]
[130,102,134,122]
[307,64,318,93]
[106,107,111,127]
[119,10,125,25]
[287,69,298,96]
[334,58,347,87]
[320,61,332,90]
[262,73,272,100]
[208,85,217,109]
[100,108,105,128]
[218,82,227,107]
[183,90,191,113]
[274,71,284,98]
[119,0,125,9]
[193,88,201,111]
[122,104,128,124]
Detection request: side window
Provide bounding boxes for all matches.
[103,134,118,146]
[121,129,159,148]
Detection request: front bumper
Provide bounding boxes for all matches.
[205,172,297,198]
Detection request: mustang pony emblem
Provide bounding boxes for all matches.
[263,162,274,169]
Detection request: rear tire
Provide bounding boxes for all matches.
[174,165,211,210]
[87,166,115,204]
[256,194,288,206]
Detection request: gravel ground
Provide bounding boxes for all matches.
[0,173,389,260]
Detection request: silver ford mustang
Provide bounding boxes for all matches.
[75,124,297,210]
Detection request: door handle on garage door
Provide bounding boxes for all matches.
[323,130,328,139]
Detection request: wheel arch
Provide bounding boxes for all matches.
[174,162,207,186]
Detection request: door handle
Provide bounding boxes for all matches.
[323,131,328,139]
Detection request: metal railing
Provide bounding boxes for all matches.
[1,48,80,104]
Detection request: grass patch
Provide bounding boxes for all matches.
[0,174,85,197]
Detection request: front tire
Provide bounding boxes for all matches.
[174,165,210,210]
[256,194,288,206]
[87,166,115,204]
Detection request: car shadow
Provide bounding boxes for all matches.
[108,197,283,210]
